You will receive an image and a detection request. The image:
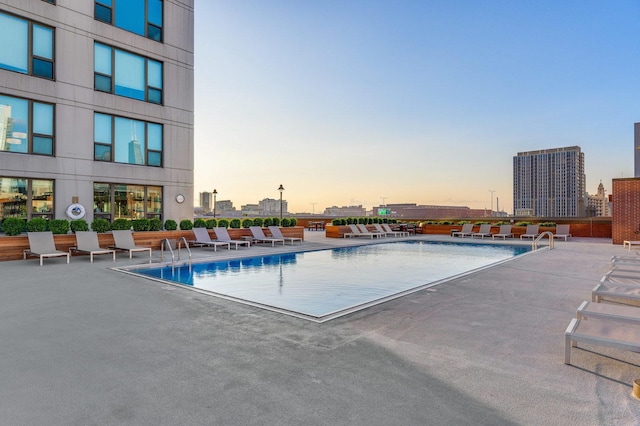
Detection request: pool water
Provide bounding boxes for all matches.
[131,241,530,321]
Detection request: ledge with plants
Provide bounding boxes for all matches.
[0,216,303,261]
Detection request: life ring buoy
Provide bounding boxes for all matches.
[66,203,86,220]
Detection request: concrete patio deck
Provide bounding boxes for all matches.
[1,231,639,425]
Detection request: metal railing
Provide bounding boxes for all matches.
[160,237,191,267]
[532,231,554,250]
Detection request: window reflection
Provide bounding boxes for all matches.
[94,183,162,221]
[0,95,54,156]
[0,177,53,220]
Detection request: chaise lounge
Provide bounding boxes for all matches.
[492,225,513,240]
[520,225,540,240]
[111,230,152,259]
[249,226,285,246]
[471,224,493,239]
[24,231,70,266]
[564,316,640,365]
[268,226,302,245]
[188,227,231,251]
[71,231,116,262]
[451,223,474,238]
[213,227,250,249]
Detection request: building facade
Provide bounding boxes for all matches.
[0,0,194,224]
[586,181,611,217]
[199,192,211,212]
[513,146,586,217]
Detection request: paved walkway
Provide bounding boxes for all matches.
[1,232,639,425]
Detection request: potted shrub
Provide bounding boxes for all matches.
[241,218,253,228]
[229,218,241,229]
[281,218,291,227]
[179,219,193,230]
[149,218,163,231]
[217,218,229,228]
[91,218,111,233]
[1,218,25,236]
[70,219,89,232]
[112,218,131,230]
[27,217,48,232]
[48,219,70,235]
[132,218,151,231]
[205,218,217,229]
[164,219,178,231]
[252,217,263,227]
[194,218,206,228]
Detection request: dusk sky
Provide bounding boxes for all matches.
[193,0,639,214]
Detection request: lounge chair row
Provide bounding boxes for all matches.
[344,224,409,238]
[24,227,305,265]
[564,252,640,364]
[450,224,572,240]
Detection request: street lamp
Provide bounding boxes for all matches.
[212,188,217,218]
[488,190,495,217]
[278,184,285,220]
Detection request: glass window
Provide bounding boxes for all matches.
[94,43,163,104]
[95,183,162,221]
[0,12,54,79]
[95,0,163,42]
[94,112,162,166]
[0,94,54,156]
[0,177,53,220]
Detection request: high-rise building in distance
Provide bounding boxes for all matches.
[513,146,586,217]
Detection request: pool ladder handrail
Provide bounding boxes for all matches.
[160,237,192,267]
[532,231,554,250]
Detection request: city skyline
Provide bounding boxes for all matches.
[193,1,639,213]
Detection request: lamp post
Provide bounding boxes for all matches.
[212,188,217,218]
[488,190,495,217]
[278,184,284,220]
[310,202,316,214]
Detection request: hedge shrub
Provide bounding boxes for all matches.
[241,218,253,228]
[205,219,217,229]
[229,218,241,229]
[194,218,207,228]
[149,218,163,231]
[252,217,263,227]
[164,219,178,231]
[48,219,69,235]
[217,218,229,228]
[132,218,151,232]
[91,218,111,233]
[280,218,290,227]
[179,219,193,230]
[70,219,89,232]
[112,218,131,230]
[27,217,48,232]
[1,218,25,236]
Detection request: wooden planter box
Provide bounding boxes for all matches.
[0,227,304,262]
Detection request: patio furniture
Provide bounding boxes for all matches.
[451,223,473,238]
[492,225,513,240]
[471,224,493,239]
[357,224,384,238]
[564,316,640,365]
[188,228,231,251]
[249,226,285,246]
[520,225,540,240]
[111,230,152,259]
[24,231,70,266]
[553,224,572,241]
[576,300,640,324]
[382,223,409,237]
[268,226,302,245]
[213,227,250,249]
[344,224,381,239]
[70,231,116,262]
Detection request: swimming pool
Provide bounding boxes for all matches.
[126,240,531,322]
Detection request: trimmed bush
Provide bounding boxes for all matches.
[2,217,26,236]
[91,218,111,233]
[164,219,178,231]
[27,217,48,232]
[194,218,207,228]
[252,217,263,227]
[229,218,241,229]
[149,218,163,231]
[280,218,291,227]
[515,221,531,226]
[539,221,556,227]
[262,217,273,227]
[289,218,297,227]
[205,219,217,229]
[70,219,89,232]
[132,218,151,232]
[217,218,229,228]
[271,217,280,227]
[48,219,69,235]
[241,218,253,228]
[112,218,131,230]
[179,219,193,230]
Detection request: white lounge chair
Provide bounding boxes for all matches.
[24,231,70,266]
[564,317,640,365]
[382,223,409,237]
[553,224,572,241]
[213,227,250,249]
[471,224,492,239]
[592,280,640,303]
[520,225,539,240]
[111,230,152,259]
[344,224,380,239]
[249,226,285,246]
[71,231,116,262]
[188,227,231,251]
[357,224,384,238]
[576,300,640,324]
[374,223,401,237]
[268,226,302,245]
[492,225,513,240]
[451,223,473,238]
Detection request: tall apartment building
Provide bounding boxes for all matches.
[0,0,194,224]
[199,192,211,212]
[513,146,586,217]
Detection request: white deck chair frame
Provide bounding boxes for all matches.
[24,231,70,266]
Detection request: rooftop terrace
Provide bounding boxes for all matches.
[1,232,638,424]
